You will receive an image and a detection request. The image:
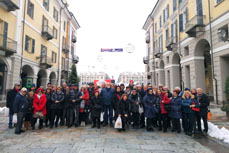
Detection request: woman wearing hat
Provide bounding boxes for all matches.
[32,88,47,130]
[90,90,103,129]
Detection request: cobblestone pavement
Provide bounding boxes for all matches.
[0,115,215,153]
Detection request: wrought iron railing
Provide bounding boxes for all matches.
[0,34,17,54]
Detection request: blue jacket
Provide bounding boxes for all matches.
[13,93,28,113]
[143,93,156,119]
[100,88,114,105]
[169,96,182,119]
[182,98,199,113]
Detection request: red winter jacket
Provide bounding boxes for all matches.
[33,93,47,116]
[160,93,171,114]
[80,90,89,113]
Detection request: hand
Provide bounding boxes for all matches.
[162,100,164,103]
[80,96,83,99]
[55,101,59,103]
[190,104,195,108]
[72,100,76,103]
[125,114,128,117]
[136,102,139,105]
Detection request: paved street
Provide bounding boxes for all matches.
[0,115,215,153]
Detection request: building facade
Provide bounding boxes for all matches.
[0,0,80,102]
[143,0,229,104]
[118,72,147,85]
[79,72,110,85]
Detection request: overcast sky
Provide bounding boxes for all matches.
[68,0,156,80]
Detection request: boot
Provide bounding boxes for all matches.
[27,122,31,130]
[24,122,28,131]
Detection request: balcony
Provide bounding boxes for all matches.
[143,56,149,64]
[185,15,206,37]
[41,25,54,40]
[145,34,150,43]
[73,55,79,64]
[62,60,69,72]
[166,36,177,51]
[62,44,69,53]
[154,48,163,58]
[0,0,19,11]
[0,34,17,57]
[72,35,77,43]
[37,56,52,69]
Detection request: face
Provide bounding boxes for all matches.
[144,86,148,91]
[185,92,190,98]
[137,86,142,90]
[173,92,178,97]
[123,95,128,101]
[57,88,61,92]
[106,83,111,88]
[197,88,202,95]
[52,86,57,91]
[149,90,153,95]
[157,90,161,95]
[38,90,42,95]
[102,83,106,88]
[66,87,70,92]
[164,87,168,91]
[31,87,35,90]
[191,89,196,94]
[47,84,52,89]
[15,85,21,90]
[132,90,137,95]
[126,88,130,92]
[46,89,51,93]
[73,86,78,90]
[121,85,124,89]
[62,82,67,88]
[28,92,33,98]
[95,92,99,97]
[116,87,121,92]
[22,91,27,96]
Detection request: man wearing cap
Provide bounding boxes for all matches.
[30,84,36,93]
[14,88,28,134]
[6,83,21,129]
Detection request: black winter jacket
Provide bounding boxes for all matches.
[51,91,64,109]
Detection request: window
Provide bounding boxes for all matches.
[0,20,8,48]
[53,26,58,39]
[216,0,224,5]
[163,9,166,23]
[53,7,58,22]
[63,21,66,31]
[167,5,169,19]
[43,0,49,11]
[173,0,177,12]
[171,24,174,37]
[155,23,157,34]
[174,20,178,37]
[42,15,48,31]
[27,0,34,19]
[179,0,183,3]
[179,14,183,32]
[62,57,65,68]
[62,37,66,47]
[159,35,163,53]
[25,35,35,53]
[167,56,170,64]
[51,51,57,63]
[41,45,47,62]
[166,28,169,40]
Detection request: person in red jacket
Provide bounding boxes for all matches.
[160,91,171,132]
[32,88,47,130]
[79,86,89,126]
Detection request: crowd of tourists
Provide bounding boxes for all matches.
[6,80,209,136]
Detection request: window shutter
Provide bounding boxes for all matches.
[3,22,8,48]
[179,14,183,32]
[32,39,35,53]
[171,24,174,37]
[167,5,169,19]
[25,35,29,51]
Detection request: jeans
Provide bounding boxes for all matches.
[132,112,140,127]
[183,113,194,133]
[172,118,181,132]
[15,112,25,133]
[9,114,13,127]
[73,105,80,126]
[66,107,74,126]
[162,114,168,131]
[103,105,113,124]
[50,109,62,126]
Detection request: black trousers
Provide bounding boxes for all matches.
[156,113,162,129]
[31,117,44,129]
[201,115,208,132]
[66,107,74,126]
[162,114,168,131]
[50,109,62,126]
[61,108,67,125]
[132,112,140,127]
[146,118,153,130]
[120,116,127,130]
[193,111,201,132]
[92,116,100,127]
[140,113,145,127]
[73,105,80,126]
[79,112,86,123]
[15,112,25,133]
[172,118,181,132]
[183,113,194,133]
[45,108,51,125]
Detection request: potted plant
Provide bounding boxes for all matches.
[221,76,229,120]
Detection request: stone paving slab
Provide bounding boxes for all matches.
[0,115,215,153]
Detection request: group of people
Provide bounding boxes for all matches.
[6,80,209,137]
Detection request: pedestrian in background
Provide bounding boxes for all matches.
[6,83,20,129]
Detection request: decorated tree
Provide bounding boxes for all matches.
[68,64,80,84]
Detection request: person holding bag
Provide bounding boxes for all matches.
[32,88,47,130]
[79,86,89,126]
[24,91,34,131]
[112,86,123,121]
[117,93,130,131]
[90,90,103,129]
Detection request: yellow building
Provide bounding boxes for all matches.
[0,0,80,102]
[143,0,229,104]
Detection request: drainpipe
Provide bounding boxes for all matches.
[19,0,27,84]
[150,17,156,86]
[57,2,67,86]
[208,0,219,104]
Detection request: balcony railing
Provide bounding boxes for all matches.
[143,56,149,64]
[166,36,177,50]
[37,55,52,69]
[185,15,206,37]
[62,44,69,53]
[154,48,162,58]
[73,55,79,64]
[62,62,69,71]
[72,35,77,43]
[0,34,17,57]
[41,25,54,40]
[0,0,19,11]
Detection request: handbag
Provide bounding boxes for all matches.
[80,100,85,109]
[4,107,9,117]
[139,106,144,114]
[114,116,122,129]
[33,111,44,119]
[207,110,212,120]
[152,106,159,113]
[13,114,17,123]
